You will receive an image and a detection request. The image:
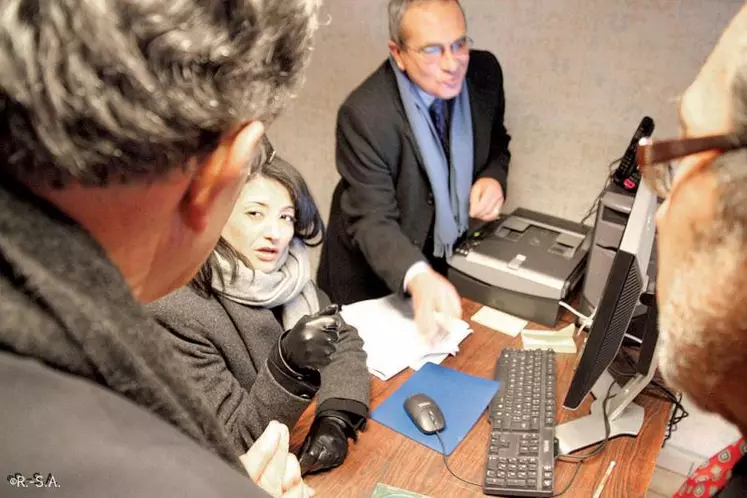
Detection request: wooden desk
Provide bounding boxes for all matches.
[291,300,670,498]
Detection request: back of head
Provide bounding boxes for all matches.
[0,0,320,187]
[656,7,747,431]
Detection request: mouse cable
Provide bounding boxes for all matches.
[433,432,482,488]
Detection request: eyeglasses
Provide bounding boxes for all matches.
[402,36,473,62]
[635,132,747,198]
[246,135,276,180]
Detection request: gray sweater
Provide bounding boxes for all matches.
[148,285,371,452]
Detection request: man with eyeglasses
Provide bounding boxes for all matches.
[0,1,320,497]
[318,0,511,339]
[635,6,747,497]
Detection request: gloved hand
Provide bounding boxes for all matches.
[297,415,352,475]
[280,305,341,373]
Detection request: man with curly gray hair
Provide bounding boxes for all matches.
[636,5,747,497]
[0,1,319,497]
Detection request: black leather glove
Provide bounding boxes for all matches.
[280,304,341,373]
[297,414,354,475]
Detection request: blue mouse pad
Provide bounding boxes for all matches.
[371,362,500,455]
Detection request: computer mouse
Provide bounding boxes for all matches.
[404,393,446,435]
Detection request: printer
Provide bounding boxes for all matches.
[447,208,591,327]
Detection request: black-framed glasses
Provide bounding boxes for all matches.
[635,132,747,198]
[403,36,473,62]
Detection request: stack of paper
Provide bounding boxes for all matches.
[521,323,578,353]
[340,294,472,380]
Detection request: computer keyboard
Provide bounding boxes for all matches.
[483,349,557,497]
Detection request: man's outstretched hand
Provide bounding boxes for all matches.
[406,267,462,342]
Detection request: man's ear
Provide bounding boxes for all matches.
[388,40,406,71]
[182,121,265,232]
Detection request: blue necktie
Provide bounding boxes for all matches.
[430,99,449,152]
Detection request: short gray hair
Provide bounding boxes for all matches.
[388,0,465,46]
[0,0,320,187]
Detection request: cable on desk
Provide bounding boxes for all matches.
[558,301,595,334]
[619,349,690,444]
[551,461,583,497]
[557,380,616,463]
[549,381,617,496]
[433,432,482,488]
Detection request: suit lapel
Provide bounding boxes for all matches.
[384,63,428,174]
[467,70,492,170]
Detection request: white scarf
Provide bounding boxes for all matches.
[211,238,320,329]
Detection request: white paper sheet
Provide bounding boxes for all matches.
[470,306,528,337]
[340,294,472,380]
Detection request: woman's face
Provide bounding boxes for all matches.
[222,175,296,273]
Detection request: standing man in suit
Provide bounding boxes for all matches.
[318,0,511,337]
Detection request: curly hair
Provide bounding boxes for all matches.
[0,0,320,186]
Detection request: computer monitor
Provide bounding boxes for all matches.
[556,179,659,455]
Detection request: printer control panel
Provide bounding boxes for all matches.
[455,219,502,256]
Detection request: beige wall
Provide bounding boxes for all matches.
[268,0,743,270]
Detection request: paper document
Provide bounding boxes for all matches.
[471,305,528,337]
[340,294,472,380]
[521,323,578,353]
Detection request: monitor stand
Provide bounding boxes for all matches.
[557,301,660,455]
[556,370,645,455]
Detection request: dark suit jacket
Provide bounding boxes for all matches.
[317,50,511,304]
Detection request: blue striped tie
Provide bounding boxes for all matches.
[429,99,449,152]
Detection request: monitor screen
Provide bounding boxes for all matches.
[563,180,657,410]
